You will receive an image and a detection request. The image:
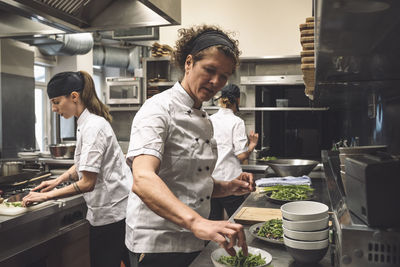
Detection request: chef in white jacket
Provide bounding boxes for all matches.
[209,84,259,220]
[23,71,132,267]
[125,25,255,267]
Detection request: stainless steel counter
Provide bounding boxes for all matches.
[189,172,332,267]
[38,157,74,165]
[0,194,87,264]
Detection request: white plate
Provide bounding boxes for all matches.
[249,222,284,245]
[211,246,272,267]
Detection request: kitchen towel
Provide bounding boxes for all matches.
[255,176,311,187]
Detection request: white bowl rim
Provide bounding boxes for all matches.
[283,235,329,250]
[282,215,329,224]
[281,201,329,216]
[282,225,329,234]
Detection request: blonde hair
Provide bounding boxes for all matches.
[79,71,112,123]
[218,97,235,109]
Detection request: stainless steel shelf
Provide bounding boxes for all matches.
[240,75,304,85]
[239,55,301,62]
[109,106,141,111]
[146,56,171,61]
[148,82,175,87]
[203,107,329,111]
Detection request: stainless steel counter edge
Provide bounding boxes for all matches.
[0,194,85,230]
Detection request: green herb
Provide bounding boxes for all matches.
[262,185,314,201]
[257,219,283,240]
[4,201,23,207]
[258,156,277,161]
[217,249,266,267]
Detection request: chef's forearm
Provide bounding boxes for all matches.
[132,169,203,230]
[58,165,78,183]
[211,179,231,198]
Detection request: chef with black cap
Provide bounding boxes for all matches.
[23,71,132,267]
[209,84,259,220]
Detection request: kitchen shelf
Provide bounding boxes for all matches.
[148,82,175,87]
[240,75,304,85]
[203,107,329,111]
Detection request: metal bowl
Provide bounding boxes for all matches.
[49,144,76,159]
[265,159,319,177]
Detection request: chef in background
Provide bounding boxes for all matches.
[209,84,259,220]
[23,71,131,267]
[125,24,255,267]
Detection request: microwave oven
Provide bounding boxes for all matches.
[105,77,142,104]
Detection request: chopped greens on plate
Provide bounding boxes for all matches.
[217,249,266,267]
[256,219,283,240]
[262,185,314,201]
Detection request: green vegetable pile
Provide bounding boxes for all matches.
[217,249,266,267]
[258,156,277,161]
[263,185,314,201]
[4,201,23,207]
[257,219,283,240]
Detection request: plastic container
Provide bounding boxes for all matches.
[276,99,289,107]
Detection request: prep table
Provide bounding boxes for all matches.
[189,170,332,267]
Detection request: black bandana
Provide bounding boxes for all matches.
[190,30,235,55]
[47,71,84,99]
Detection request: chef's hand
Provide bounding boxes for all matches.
[22,191,50,207]
[229,172,255,196]
[190,217,248,256]
[248,130,259,148]
[33,178,60,193]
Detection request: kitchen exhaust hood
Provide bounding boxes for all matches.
[0,0,181,36]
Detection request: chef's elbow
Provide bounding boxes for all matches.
[131,169,149,194]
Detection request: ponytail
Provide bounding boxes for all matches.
[79,71,112,123]
[218,97,234,109]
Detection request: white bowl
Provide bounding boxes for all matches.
[284,236,329,264]
[283,226,329,241]
[281,201,329,221]
[211,246,272,267]
[282,216,329,231]
[284,235,329,250]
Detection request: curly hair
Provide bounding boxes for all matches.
[173,25,241,72]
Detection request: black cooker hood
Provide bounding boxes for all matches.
[0,0,181,35]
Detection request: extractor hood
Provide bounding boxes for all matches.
[0,0,181,37]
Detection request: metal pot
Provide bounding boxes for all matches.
[265,159,319,177]
[49,143,76,159]
[1,161,23,176]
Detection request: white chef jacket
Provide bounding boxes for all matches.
[75,108,132,226]
[126,82,217,253]
[210,108,248,181]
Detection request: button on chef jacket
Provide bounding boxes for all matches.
[210,108,248,181]
[75,108,132,226]
[126,82,217,253]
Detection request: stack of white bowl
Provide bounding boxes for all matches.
[280,201,330,264]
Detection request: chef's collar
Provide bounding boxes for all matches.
[77,108,90,127]
[175,82,195,108]
[218,107,234,114]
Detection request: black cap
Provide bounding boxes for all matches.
[220,84,240,103]
[47,71,84,99]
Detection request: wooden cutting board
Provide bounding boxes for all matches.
[234,207,282,225]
